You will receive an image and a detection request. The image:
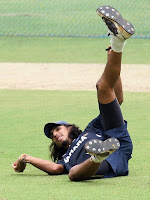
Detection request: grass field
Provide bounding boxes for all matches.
[0,90,150,200]
[0,0,150,38]
[0,5,150,197]
[0,37,150,64]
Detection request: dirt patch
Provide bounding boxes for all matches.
[0,63,149,92]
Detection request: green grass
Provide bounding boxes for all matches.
[0,36,150,64]
[0,0,150,38]
[0,90,150,200]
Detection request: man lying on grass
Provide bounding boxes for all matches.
[12,5,134,181]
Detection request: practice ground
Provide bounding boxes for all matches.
[0,63,149,92]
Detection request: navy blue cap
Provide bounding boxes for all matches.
[44,121,70,139]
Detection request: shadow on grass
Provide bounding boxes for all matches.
[11,173,48,177]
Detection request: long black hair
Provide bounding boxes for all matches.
[49,124,82,162]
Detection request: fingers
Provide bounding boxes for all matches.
[12,164,15,168]
[12,154,28,173]
[12,161,17,168]
[12,163,19,172]
[18,154,28,161]
[12,164,17,170]
[106,45,112,59]
[105,46,111,51]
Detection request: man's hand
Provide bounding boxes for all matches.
[12,154,65,175]
[12,154,28,173]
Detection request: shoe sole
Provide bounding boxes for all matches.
[96,6,134,39]
[85,137,120,156]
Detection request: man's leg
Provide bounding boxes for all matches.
[68,158,112,181]
[96,50,125,132]
[107,47,123,105]
[95,5,134,131]
[97,50,122,104]
[114,76,123,105]
[86,6,134,161]
[69,6,134,181]
[68,158,100,181]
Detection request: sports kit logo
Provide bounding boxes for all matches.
[64,134,88,163]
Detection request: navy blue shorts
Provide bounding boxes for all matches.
[99,99,124,132]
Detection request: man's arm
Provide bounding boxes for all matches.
[12,155,64,175]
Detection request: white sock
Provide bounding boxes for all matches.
[90,155,105,163]
[110,35,126,53]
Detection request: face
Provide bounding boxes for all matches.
[50,125,72,148]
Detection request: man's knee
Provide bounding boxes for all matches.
[68,167,78,181]
[96,79,110,94]
[68,166,85,181]
[96,79,116,103]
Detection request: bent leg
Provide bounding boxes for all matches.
[79,5,134,180]
[68,159,111,181]
[68,158,100,181]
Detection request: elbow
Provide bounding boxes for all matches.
[48,164,64,175]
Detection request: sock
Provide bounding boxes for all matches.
[90,155,106,163]
[110,35,126,53]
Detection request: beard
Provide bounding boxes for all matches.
[61,140,69,148]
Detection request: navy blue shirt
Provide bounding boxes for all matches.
[57,115,133,178]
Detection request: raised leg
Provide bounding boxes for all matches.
[69,5,134,181]
[85,6,134,168]
[96,50,122,104]
[107,47,123,105]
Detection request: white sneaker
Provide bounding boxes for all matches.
[97,6,134,40]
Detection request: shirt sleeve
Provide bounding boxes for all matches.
[57,159,68,174]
